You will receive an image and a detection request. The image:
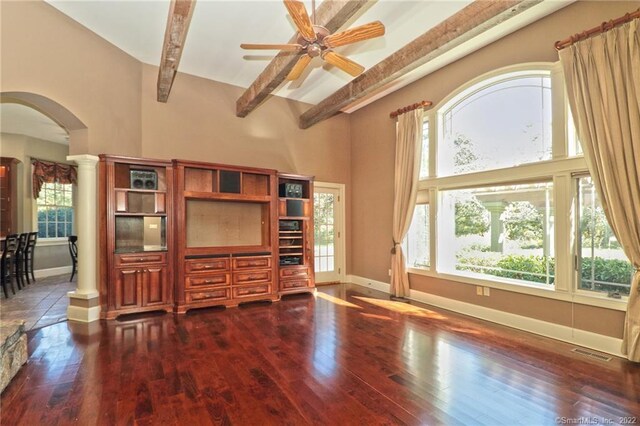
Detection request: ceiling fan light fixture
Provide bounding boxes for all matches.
[241,0,384,82]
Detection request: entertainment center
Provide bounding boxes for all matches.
[99,156,315,319]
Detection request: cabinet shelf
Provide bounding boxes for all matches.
[115,213,167,217]
[184,191,271,203]
[114,188,166,194]
[279,252,303,256]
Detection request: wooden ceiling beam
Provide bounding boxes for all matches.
[299,0,543,129]
[157,0,196,103]
[236,0,371,118]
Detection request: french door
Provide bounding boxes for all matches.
[313,183,345,283]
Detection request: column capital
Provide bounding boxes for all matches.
[67,154,99,166]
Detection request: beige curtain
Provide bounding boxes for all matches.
[391,109,424,298]
[559,19,640,361]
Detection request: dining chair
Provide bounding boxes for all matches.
[1,235,18,298]
[68,235,78,281]
[23,232,38,284]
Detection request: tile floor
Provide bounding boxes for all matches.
[0,274,74,330]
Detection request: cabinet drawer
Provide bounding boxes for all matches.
[186,288,229,303]
[232,256,271,270]
[116,252,166,266]
[185,258,230,273]
[232,284,271,298]
[185,273,230,289]
[280,279,310,290]
[279,266,309,279]
[233,270,271,285]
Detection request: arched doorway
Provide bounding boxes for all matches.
[1,92,100,324]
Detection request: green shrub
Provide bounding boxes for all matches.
[456,254,632,291]
[456,254,554,285]
[581,257,632,283]
[494,255,555,284]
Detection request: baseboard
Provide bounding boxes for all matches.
[347,274,623,358]
[34,266,72,279]
[346,275,391,293]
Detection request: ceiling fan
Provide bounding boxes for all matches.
[241,0,385,81]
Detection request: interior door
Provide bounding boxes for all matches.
[313,185,344,283]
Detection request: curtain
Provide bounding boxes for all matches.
[559,19,640,361]
[391,109,424,298]
[32,159,78,198]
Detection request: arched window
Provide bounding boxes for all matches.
[437,71,552,176]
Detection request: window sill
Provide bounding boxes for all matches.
[406,267,627,312]
[37,238,68,247]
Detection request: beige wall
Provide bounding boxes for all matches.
[0,0,141,156]
[1,0,352,270]
[349,0,634,338]
[0,133,73,270]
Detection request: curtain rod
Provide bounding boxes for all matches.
[555,8,639,51]
[389,100,432,119]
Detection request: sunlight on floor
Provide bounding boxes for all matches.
[361,312,394,321]
[315,292,362,309]
[353,296,448,320]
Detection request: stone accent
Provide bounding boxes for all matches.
[1,320,28,393]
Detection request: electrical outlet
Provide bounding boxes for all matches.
[483,287,490,296]
[476,286,483,296]
[388,269,392,277]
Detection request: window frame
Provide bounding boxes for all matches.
[403,197,431,271]
[573,174,632,299]
[33,181,75,245]
[407,62,627,312]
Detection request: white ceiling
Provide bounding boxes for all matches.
[0,103,69,145]
[45,0,475,104]
[44,0,573,108]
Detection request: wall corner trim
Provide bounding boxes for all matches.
[347,274,623,358]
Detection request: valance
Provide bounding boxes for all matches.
[32,159,77,199]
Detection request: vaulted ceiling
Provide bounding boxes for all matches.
[45,0,573,123]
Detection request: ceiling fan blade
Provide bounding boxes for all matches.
[283,0,316,42]
[322,51,365,77]
[241,43,302,51]
[286,55,312,81]
[323,21,385,48]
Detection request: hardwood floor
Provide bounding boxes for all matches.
[1,283,639,425]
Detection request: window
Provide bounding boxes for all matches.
[577,177,632,297]
[439,182,555,286]
[407,63,626,308]
[404,204,430,269]
[567,108,583,156]
[36,182,73,239]
[438,72,552,176]
[419,121,429,179]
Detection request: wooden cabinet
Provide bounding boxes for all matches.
[278,174,315,295]
[174,160,280,313]
[99,156,174,319]
[99,156,316,318]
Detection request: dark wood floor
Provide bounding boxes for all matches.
[2,284,639,425]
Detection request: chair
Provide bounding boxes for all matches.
[9,233,27,290]
[23,232,38,284]
[1,235,18,298]
[68,235,78,281]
